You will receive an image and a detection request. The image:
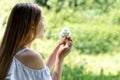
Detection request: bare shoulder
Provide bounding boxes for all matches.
[16,49,45,70]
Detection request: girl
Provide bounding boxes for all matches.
[0,2,72,80]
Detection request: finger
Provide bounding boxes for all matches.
[64,40,72,49]
[67,40,72,49]
[67,37,73,42]
[59,39,66,45]
[63,40,68,48]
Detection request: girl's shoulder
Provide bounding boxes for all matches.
[15,49,45,70]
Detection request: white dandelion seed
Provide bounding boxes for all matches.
[59,27,71,38]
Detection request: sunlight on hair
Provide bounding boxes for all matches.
[0,29,4,45]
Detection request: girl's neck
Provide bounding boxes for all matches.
[24,43,32,48]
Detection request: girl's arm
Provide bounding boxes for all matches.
[46,44,60,69]
[52,39,72,80]
[46,40,65,69]
[52,57,63,80]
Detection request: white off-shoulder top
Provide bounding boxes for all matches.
[6,48,52,80]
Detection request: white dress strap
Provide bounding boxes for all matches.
[16,48,29,56]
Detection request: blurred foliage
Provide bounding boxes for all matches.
[35,0,118,13]
[62,64,120,80]
[37,0,120,54]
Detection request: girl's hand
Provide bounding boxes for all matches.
[56,37,73,62]
[52,37,72,80]
[46,38,72,69]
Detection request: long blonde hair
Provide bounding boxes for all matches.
[0,3,42,80]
